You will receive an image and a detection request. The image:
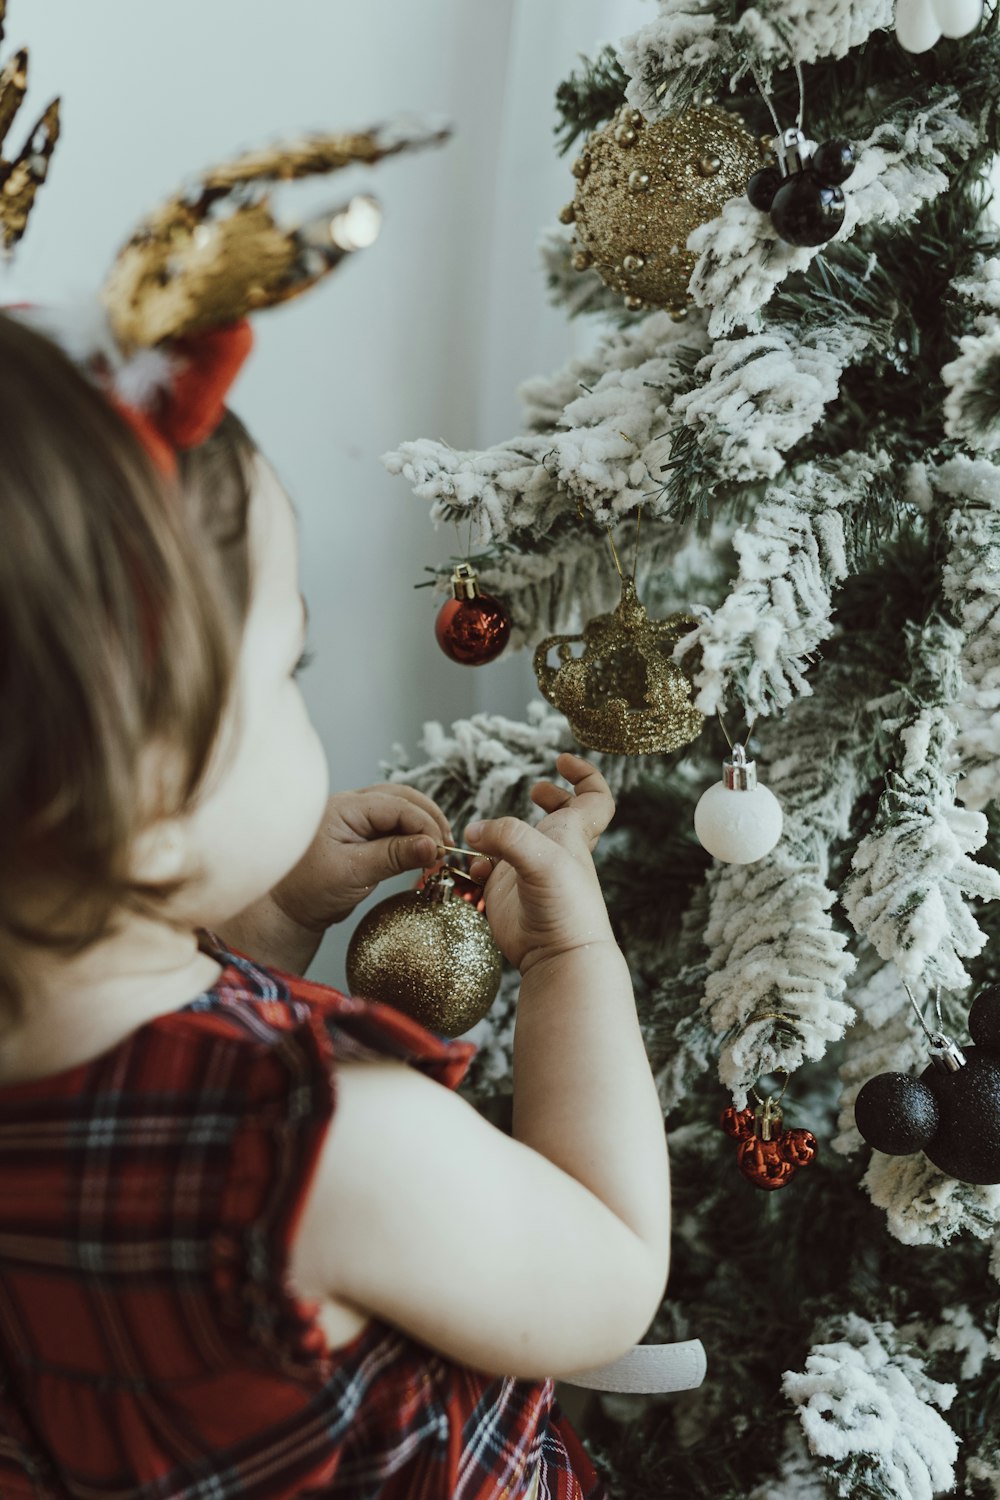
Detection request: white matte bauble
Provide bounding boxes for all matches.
[896,0,942,50]
[896,0,983,50]
[694,744,783,865]
[932,0,984,36]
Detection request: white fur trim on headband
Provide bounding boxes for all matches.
[11,298,177,411]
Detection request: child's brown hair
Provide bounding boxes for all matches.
[0,312,256,1009]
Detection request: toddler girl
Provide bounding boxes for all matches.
[0,306,670,1497]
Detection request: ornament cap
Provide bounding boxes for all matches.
[450,563,481,601]
[929,1033,967,1073]
[754,1097,783,1141]
[775,127,812,178]
[723,743,758,791]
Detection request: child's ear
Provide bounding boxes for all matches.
[128,818,188,886]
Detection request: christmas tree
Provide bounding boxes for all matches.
[382,4,1000,1495]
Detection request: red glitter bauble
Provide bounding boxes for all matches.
[435,564,511,666]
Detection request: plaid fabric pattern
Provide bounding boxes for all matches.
[0,937,606,1500]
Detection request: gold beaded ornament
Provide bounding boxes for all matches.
[563,101,768,318]
[533,525,704,757]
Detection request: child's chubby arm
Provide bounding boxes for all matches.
[215,784,451,974]
[289,755,672,1381]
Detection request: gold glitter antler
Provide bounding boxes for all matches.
[102,117,451,350]
[0,1,61,251]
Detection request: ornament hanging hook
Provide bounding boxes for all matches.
[902,979,957,1054]
[902,979,939,1045]
[632,504,643,582]
[749,57,806,139]
[749,61,782,137]
[436,842,495,866]
[605,525,625,580]
[794,59,806,132]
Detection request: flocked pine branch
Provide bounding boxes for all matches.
[689,99,978,338]
[782,1314,959,1500]
[675,453,888,717]
[619,0,894,117]
[942,256,1000,452]
[382,309,705,544]
[553,45,630,156]
[940,454,1000,810]
[668,321,881,484]
[383,701,583,833]
[841,642,1000,990]
[863,1149,1000,1248]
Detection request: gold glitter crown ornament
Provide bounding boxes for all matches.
[102,117,450,350]
[0,0,60,250]
[533,575,704,756]
[563,101,767,317]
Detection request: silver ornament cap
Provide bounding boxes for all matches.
[723,743,758,791]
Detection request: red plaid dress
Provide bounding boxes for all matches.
[0,938,607,1500]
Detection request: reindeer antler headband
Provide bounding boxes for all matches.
[84,116,449,467]
[7,0,448,471]
[0,0,60,250]
[101,118,448,350]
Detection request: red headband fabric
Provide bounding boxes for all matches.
[111,319,254,474]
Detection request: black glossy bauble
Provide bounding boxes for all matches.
[969,984,1000,1049]
[747,165,782,212]
[918,1048,1000,1184]
[855,1072,939,1155]
[770,173,846,247]
[811,139,855,186]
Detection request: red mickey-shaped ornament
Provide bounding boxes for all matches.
[737,1136,799,1190]
[720,1091,817,1191]
[721,1105,756,1140]
[781,1127,819,1169]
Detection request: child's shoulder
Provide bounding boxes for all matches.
[191,935,476,1093]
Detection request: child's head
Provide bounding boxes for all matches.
[0,312,328,1004]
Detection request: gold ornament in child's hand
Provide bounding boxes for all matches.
[533,576,704,756]
[346,867,501,1037]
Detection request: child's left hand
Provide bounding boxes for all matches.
[273,784,452,931]
[216,784,451,974]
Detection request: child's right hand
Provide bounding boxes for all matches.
[465,753,617,974]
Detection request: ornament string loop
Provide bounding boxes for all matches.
[750,1069,790,1109]
[902,980,948,1046]
[901,980,966,1070]
[793,59,806,132]
[604,504,643,582]
[715,706,757,751]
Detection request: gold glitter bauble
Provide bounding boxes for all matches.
[533,576,704,756]
[346,871,502,1037]
[570,102,766,314]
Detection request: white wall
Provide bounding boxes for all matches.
[10,0,646,986]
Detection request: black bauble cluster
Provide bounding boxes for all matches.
[854,984,1000,1185]
[748,136,855,248]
